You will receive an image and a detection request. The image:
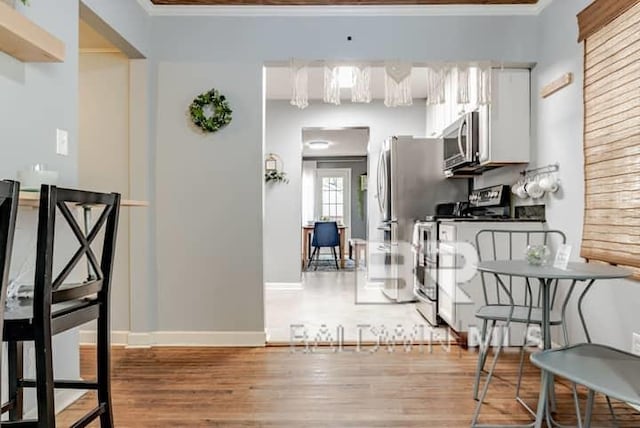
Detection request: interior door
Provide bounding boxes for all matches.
[315,168,351,245]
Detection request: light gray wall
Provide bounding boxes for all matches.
[151,14,537,330]
[0,0,151,409]
[80,0,151,58]
[264,100,427,284]
[0,0,81,411]
[79,53,131,332]
[534,0,640,351]
[315,157,368,240]
[475,0,640,350]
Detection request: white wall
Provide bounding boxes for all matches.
[265,100,427,284]
[79,52,131,332]
[150,14,538,338]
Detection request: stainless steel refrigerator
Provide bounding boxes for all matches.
[373,136,467,303]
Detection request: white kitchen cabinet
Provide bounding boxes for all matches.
[478,69,530,166]
[437,221,545,346]
[425,68,530,166]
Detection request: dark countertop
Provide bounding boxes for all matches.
[438,218,546,223]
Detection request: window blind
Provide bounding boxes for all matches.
[580,0,640,278]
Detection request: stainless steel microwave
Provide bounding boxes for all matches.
[442,111,479,172]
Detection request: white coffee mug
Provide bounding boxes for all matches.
[526,179,545,199]
[515,182,529,199]
[539,173,559,193]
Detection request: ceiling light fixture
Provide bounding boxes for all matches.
[338,66,354,89]
[307,140,331,150]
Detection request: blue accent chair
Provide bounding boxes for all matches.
[308,222,340,270]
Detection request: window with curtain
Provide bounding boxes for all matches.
[578,0,640,278]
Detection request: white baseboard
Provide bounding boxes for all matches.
[265,282,303,290]
[79,330,266,347]
[79,330,130,346]
[152,331,266,346]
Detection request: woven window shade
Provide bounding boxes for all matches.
[580,1,640,279]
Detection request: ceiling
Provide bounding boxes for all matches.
[79,20,118,51]
[151,0,536,5]
[266,66,430,101]
[302,128,369,157]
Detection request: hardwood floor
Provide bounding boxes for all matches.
[57,346,640,427]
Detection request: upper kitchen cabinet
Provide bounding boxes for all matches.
[425,68,530,166]
[477,69,530,166]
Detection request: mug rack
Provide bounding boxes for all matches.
[520,163,559,178]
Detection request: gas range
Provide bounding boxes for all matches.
[430,184,512,222]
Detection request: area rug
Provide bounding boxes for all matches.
[305,255,356,272]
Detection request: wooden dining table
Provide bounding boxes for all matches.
[302,224,348,269]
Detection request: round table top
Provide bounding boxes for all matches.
[476,260,632,280]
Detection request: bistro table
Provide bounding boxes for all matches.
[476,260,631,426]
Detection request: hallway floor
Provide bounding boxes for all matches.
[265,270,448,344]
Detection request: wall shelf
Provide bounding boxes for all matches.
[0,2,65,63]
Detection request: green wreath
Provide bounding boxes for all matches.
[189,89,232,133]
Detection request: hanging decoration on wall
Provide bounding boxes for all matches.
[265,153,289,184]
[425,65,447,105]
[384,62,413,107]
[189,89,232,133]
[477,63,492,105]
[456,65,472,104]
[323,63,341,105]
[351,64,372,103]
[290,59,309,109]
[284,60,496,108]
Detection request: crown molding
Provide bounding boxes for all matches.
[137,0,552,17]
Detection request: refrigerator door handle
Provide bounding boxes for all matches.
[376,151,386,216]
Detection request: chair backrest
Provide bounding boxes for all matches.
[312,222,340,248]
[475,229,567,309]
[0,180,20,334]
[33,185,121,323]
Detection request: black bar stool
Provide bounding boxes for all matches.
[2,185,121,428]
[0,180,21,406]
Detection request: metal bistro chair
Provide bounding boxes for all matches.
[531,279,639,428]
[471,229,582,427]
[0,180,21,398]
[2,185,121,427]
[307,221,340,271]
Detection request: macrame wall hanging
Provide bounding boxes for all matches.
[351,64,372,104]
[476,63,492,105]
[323,63,341,105]
[425,65,447,105]
[290,59,309,109]
[384,62,413,107]
[456,65,472,105]
[287,59,493,109]
[322,63,372,105]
